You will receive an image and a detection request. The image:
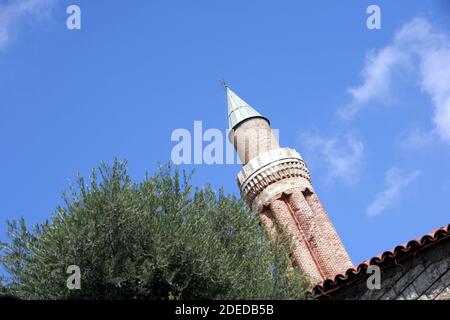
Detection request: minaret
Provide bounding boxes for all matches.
[226,85,353,284]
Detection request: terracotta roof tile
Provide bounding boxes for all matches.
[313,223,450,297]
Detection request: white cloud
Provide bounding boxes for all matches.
[301,132,364,186]
[339,17,450,143]
[400,128,435,149]
[0,0,54,49]
[338,46,405,119]
[367,167,421,218]
[419,48,450,141]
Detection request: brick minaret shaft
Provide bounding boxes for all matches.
[226,86,353,284]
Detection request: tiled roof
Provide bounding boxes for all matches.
[313,223,450,297]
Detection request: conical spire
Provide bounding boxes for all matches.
[226,86,269,130]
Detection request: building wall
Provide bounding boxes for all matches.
[325,238,450,300]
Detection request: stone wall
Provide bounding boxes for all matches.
[325,237,450,300]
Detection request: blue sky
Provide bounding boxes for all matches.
[0,0,449,276]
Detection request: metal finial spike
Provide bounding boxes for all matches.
[221,79,228,90]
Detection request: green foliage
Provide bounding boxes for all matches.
[0,160,310,300]
[0,276,6,295]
